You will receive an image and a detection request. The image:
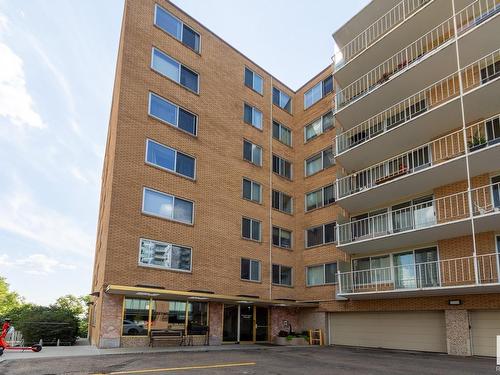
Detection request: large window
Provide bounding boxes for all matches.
[352,255,391,284]
[244,67,263,94]
[146,139,195,179]
[244,103,263,129]
[272,155,292,179]
[305,111,334,142]
[306,222,336,248]
[242,178,262,203]
[272,226,292,249]
[272,190,293,214]
[305,183,335,212]
[151,47,199,93]
[242,217,261,241]
[273,87,292,113]
[304,75,333,109]
[243,140,262,166]
[272,264,292,286]
[273,121,292,146]
[306,263,337,286]
[154,4,200,52]
[139,238,192,272]
[148,92,197,135]
[241,258,261,281]
[305,147,334,176]
[142,188,194,224]
[122,298,208,336]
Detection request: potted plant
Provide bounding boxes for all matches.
[468,132,487,152]
[274,330,310,346]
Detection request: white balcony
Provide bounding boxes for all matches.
[334,0,500,115]
[336,182,500,254]
[337,252,500,299]
[335,47,500,171]
[335,114,500,213]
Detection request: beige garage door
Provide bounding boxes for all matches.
[471,310,500,357]
[329,311,446,353]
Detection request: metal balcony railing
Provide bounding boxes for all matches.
[335,0,500,110]
[335,48,500,155]
[337,182,500,246]
[337,252,500,295]
[334,0,433,69]
[336,114,500,199]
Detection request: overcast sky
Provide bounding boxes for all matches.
[0,0,369,305]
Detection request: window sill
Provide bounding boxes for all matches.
[303,91,334,112]
[272,103,293,116]
[145,161,196,182]
[150,67,200,96]
[241,236,262,244]
[272,283,294,288]
[147,113,198,138]
[240,278,262,284]
[243,120,264,132]
[272,172,293,182]
[272,245,293,251]
[305,283,337,288]
[141,211,194,227]
[244,83,264,97]
[304,164,335,179]
[305,242,337,250]
[304,126,335,145]
[272,208,293,217]
[138,264,193,274]
[153,24,202,56]
[305,202,336,214]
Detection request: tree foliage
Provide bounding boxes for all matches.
[0,277,23,316]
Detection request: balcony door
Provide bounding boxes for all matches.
[492,176,500,209]
[394,252,416,289]
[394,247,439,289]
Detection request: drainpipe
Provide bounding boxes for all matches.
[269,77,274,300]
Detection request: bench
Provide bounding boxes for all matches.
[149,330,184,347]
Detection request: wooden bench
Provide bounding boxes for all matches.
[149,330,184,347]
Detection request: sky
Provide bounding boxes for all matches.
[0,0,369,305]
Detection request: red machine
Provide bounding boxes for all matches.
[0,319,42,356]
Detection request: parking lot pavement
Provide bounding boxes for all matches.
[0,346,497,375]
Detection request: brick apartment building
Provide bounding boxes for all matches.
[89,0,500,356]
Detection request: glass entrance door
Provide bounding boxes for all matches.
[222,304,269,343]
[239,305,254,342]
[394,251,416,289]
[255,307,269,342]
[222,304,238,342]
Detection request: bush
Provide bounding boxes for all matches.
[4,305,79,345]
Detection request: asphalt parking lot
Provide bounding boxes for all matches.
[0,346,497,375]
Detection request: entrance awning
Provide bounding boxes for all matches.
[105,284,318,308]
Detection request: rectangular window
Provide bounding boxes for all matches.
[272,154,292,179]
[244,67,263,94]
[241,258,261,281]
[272,121,292,146]
[244,103,263,129]
[242,178,261,203]
[148,92,197,135]
[305,183,336,211]
[243,140,262,166]
[154,4,200,52]
[242,217,261,241]
[272,264,293,286]
[305,111,334,142]
[151,47,199,93]
[143,187,194,224]
[122,299,150,336]
[304,75,333,109]
[146,139,195,179]
[272,226,292,249]
[272,190,293,214]
[306,222,336,248]
[306,263,337,286]
[305,147,335,176]
[139,238,192,272]
[272,87,292,113]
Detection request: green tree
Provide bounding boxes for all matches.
[52,295,90,338]
[0,276,23,315]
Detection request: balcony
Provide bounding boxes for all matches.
[337,252,500,299]
[334,0,500,114]
[335,114,500,213]
[335,47,500,171]
[336,181,500,254]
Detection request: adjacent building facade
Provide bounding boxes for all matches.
[89,0,500,356]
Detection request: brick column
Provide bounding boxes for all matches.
[99,294,123,348]
[208,302,223,345]
[445,309,471,356]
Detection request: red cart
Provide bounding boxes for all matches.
[0,319,42,356]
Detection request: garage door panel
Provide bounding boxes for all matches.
[471,310,500,357]
[329,312,446,353]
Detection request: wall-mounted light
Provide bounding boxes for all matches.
[448,299,462,305]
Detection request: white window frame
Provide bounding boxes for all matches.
[241,258,261,282]
[304,111,334,142]
[304,76,333,109]
[272,226,293,249]
[243,139,263,166]
[306,262,337,286]
[154,4,201,53]
[244,103,263,130]
[244,67,263,94]
[151,47,200,93]
[272,264,293,286]
[138,237,192,273]
[305,222,336,248]
[242,177,262,204]
[305,147,335,177]
[142,187,195,225]
[145,139,196,180]
[273,154,293,179]
[305,183,336,212]
[148,92,198,136]
[242,217,262,242]
[272,190,293,214]
[273,120,292,146]
[273,87,292,112]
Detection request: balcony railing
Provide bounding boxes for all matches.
[337,182,500,246]
[334,0,433,69]
[336,114,500,199]
[337,252,500,295]
[335,0,500,110]
[336,48,500,155]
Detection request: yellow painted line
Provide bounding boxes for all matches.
[92,361,256,375]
